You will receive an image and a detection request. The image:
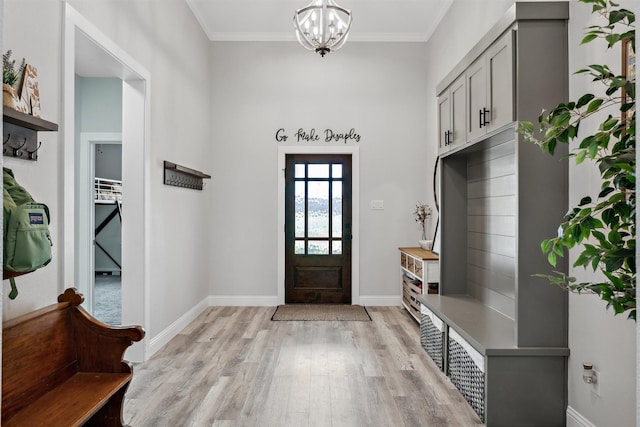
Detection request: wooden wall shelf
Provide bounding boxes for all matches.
[3,107,58,131]
[163,161,211,190]
[3,107,58,161]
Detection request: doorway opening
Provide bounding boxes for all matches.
[89,137,123,324]
[64,5,151,361]
[94,142,122,324]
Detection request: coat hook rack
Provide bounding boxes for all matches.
[2,107,58,161]
[163,161,211,190]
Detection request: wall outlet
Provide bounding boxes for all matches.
[370,200,384,210]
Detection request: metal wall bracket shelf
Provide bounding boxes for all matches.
[3,107,58,161]
[163,161,211,190]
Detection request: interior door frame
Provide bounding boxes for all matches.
[277,145,360,305]
[78,132,122,314]
[64,4,151,362]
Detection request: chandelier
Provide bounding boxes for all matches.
[293,0,352,57]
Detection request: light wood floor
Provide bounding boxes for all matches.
[124,306,482,427]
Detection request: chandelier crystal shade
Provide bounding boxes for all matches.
[293,0,352,57]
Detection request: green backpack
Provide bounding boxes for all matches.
[3,168,52,299]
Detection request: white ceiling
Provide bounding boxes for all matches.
[186,0,454,42]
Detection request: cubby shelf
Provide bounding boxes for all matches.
[399,247,439,322]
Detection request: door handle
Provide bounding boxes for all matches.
[480,107,490,127]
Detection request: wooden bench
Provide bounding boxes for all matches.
[2,287,145,427]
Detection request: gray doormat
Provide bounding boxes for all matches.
[271,304,371,321]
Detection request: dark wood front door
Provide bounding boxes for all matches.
[285,154,352,304]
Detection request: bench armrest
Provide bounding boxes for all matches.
[59,288,145,373]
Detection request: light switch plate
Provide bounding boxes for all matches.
[370,200,384,210]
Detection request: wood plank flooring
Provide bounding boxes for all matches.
[124,306,482,427]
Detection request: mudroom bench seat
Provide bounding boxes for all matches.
[2,288,145,427]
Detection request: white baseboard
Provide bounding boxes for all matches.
[147,298,209,358]
[567,406,596,427]
[208,295,280,306]
[359,295,402,306]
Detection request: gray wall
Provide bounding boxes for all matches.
[3,0,213,344]
[564,2,637,426]
[95,144,122,181]
[76,77,122,133]
[208,41,433,300]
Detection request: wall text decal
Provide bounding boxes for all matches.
[275,128,361,144]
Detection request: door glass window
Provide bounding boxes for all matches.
[308,164,330,178]
[294,161,343,255]
[332,181,342,238]
[295,182,305,238]
[308,181,329,237]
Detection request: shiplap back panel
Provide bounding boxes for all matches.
[466,140,516,318]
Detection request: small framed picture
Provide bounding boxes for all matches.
[18,64,41,117]
[621,38,635,123]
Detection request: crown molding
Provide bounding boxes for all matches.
[186,0,215,40]
[187,0,453,44]
[208,32,430,43]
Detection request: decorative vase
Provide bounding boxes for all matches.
[419,240,433,250]
[2,83,28,113]
[3,83,19,109]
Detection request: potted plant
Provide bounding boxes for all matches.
[3,50,25,110]
[414,202,432,249]
[518,0,635,319]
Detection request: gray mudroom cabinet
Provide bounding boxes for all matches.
[419,2,571,426]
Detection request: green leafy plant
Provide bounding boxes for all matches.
[518,0,635,320]
[2,50,24,88]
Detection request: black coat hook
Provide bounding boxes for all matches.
[13,138,28,157]
[3,133,11,154]
[26,141,42,160]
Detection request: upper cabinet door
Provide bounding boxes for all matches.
[465,29,515,143]
[449,74,466,152]
[438,90,451,154]
[466,56,487,142]
[438,74,467,155]
[487,30,515,133]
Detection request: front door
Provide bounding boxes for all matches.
[285,154,352,303]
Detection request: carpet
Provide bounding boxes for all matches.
[94,274,121,325]
[271,304,371,321]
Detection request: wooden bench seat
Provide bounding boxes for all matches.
[2,288,145,427]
